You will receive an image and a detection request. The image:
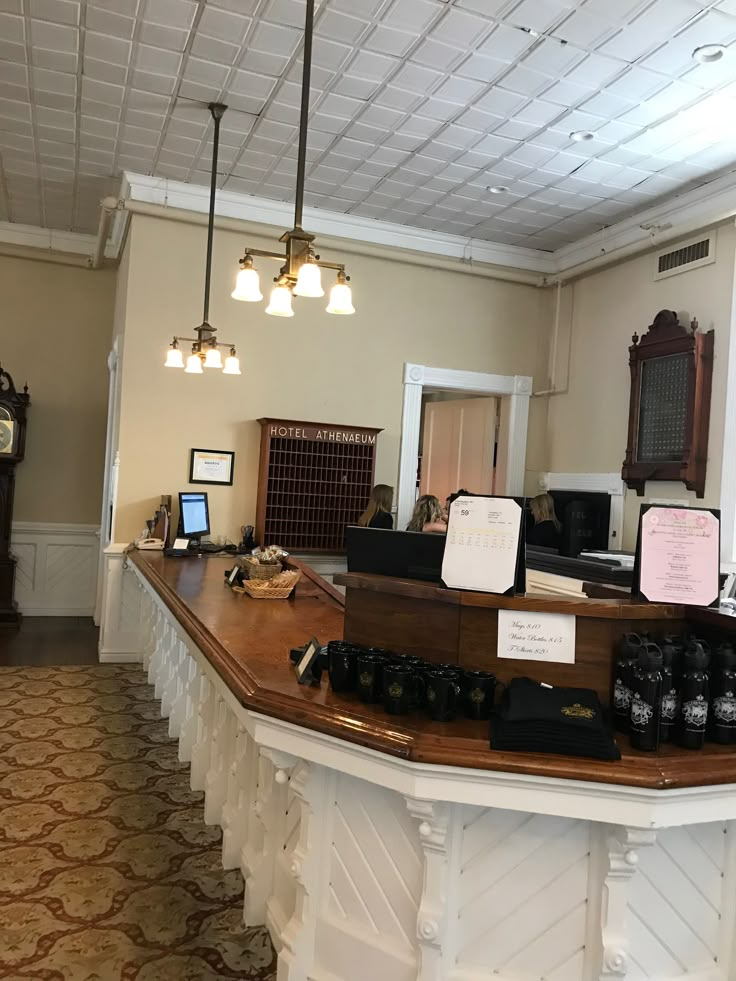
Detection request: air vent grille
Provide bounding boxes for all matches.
[658,239,709,273]
[654,235,715,280]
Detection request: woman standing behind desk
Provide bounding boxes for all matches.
[357,484,394,529]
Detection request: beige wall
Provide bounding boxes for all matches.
[114,213,552,543]
[545,223,735,548]
[0,255,116,524]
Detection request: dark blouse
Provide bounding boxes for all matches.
[526,519,561,550]
[368,510,393,530]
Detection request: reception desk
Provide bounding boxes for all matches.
[114,550,736,981]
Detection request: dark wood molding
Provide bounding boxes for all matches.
[621,309,714,498]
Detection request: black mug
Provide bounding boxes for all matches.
[425,670,461,722]
[356,653,386,704]
[328,643,359,693]
[382,664,421,715]
[460,670,497,720]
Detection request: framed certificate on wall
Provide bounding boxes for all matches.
[189,448,235,485]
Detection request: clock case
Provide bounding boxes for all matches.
[622,310,714,499]
[0,365,30,625]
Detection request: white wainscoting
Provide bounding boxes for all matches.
[11,522,100,616]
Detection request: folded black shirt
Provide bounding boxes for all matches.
[491,677,620,761]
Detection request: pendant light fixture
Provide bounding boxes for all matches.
[165,103,242,375]
[231,0,355,318]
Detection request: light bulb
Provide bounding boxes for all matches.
[185,353,203,374]
[326,280,355,315]
[294,259,324,297]
[203,347,223,369]
[223,353,241,375]
[164,346,184,368]
[265,284,294,317]
[231,266,263,301]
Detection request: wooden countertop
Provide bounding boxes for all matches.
[132,553,736,791]
[336,571,684,619]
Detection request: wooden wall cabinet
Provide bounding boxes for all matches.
[621,309,714,498]
[255,418,382,552]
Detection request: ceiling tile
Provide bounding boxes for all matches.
[198,6,251,42]
[383,0,440,34]
[363,24,416,57]
[143,0,197,30]
[434,7,490,47]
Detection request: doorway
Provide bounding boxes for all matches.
[419,393,499,504]
[397,363,533,530]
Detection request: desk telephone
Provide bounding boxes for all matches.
[137,538,165,550]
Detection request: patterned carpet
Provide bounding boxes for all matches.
[0,665,277,981]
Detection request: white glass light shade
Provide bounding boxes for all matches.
[164,347,184,368]
[223,354,241,375]
[185,353,204,374]
[294,260,324,297]
[265,284,294,317]
[326,281,355,315]
[231,266,263,301]
[203,347,223,369]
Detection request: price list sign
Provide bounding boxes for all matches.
[637,505,720,607]
[441,495,523,594]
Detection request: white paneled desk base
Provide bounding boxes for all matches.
[120,556,736,981]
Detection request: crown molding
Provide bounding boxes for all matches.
[0,220,98,257]
[122,169,736,281]
[553,167,736,277]
[3,164,735,278]
[122,172,557,276]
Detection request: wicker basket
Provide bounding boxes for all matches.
[241,571,300,600]
[241,557,282,581]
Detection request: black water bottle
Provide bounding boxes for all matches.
[613,632,642,732]
[629,643,663,752]
[658,637,679,743]
[678,640,710,750]
[710,642,736,744]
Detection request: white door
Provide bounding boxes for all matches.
[420,397,497,504]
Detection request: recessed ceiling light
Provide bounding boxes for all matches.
[693,43,726,63]
[570,130,595,142]
[488,185,509,194]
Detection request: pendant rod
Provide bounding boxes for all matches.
[203,102,227,328]
[293,0,315,232]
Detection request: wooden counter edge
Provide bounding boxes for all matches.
[286,556,345,608]
[130,553,736,792]
[131,553,413,760]
[337,571,683,619]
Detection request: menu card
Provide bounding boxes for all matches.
[441,495,524,595]
[636,505,720,607]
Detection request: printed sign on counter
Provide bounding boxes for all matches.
[498,609,576,664]
[441,495,524,595]
[636,505,720,607]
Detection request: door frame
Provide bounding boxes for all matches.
[94,337,122,625]
[397,363,532,531]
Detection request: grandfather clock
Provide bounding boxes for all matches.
[0,364,30,625]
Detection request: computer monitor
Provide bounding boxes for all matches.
[179,491,210,543]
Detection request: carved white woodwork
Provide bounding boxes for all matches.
[127,561,736,981]
[276,760,328,981]
[600,826,657,981]
[405,797,455,981]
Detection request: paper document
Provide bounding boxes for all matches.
[441,495,522,594]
